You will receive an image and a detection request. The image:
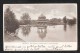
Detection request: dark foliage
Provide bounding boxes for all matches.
[63,16,67,24]
[49,18,62,25]
[4,7,19,33]
[20,13,31,25]
[67,18,76,25]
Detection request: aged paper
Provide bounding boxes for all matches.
[3,3,77,51]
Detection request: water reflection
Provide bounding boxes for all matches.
[21,26,31,36]
[64,24,67,31]
[16,24,76,42]
[37,26,47,39]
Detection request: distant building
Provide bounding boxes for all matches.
[37,14,48,26]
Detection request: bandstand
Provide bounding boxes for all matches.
[37,14,48,26]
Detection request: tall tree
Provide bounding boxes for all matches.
[4,7,19,33]
[21,13,31,25]
[63,16,67,24]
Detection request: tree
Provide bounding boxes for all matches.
[4,7,19,33]
[67,17,76,25]
[21,13,31,25]
[63,16,67,24]
[49,18,62,25]
[73,17,76,24]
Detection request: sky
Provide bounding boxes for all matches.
[3,4,77,20]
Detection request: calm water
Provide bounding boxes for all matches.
[16,25,77,42]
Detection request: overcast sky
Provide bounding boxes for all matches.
[3,4,77,20]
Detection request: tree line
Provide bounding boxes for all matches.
[4,7,76,33]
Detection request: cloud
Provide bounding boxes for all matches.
[24,6,35,10]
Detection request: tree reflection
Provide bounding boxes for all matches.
[37,26,47,39]
[21,26,31,36]
[64,24,67,31]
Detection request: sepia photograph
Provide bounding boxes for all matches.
[3,3,77,51]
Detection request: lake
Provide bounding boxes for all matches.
[16,24,77,42]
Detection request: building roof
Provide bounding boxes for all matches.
[38,14,46,20]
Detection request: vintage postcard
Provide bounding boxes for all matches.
[3,3,77,51]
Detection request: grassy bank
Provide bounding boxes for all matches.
[4,32,24,42]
